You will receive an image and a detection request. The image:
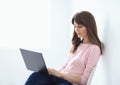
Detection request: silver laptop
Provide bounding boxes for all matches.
[20,48,48,75]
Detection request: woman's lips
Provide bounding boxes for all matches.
[77,33,81,35]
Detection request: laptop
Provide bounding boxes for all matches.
[20,48,48,75]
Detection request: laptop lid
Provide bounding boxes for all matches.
[20,48,48,74]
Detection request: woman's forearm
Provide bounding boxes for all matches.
[48,68,81,84]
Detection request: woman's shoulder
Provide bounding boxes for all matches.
[88,44,101,53]
[81,43,100,49]
[89,44,100,48]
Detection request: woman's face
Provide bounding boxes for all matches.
[73,21,88,40]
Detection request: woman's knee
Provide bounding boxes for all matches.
[25,72,51,85]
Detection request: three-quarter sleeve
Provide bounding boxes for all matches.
[80,45,101,84]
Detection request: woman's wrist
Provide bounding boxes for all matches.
[60,72,64,78]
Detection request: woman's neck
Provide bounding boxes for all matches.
[83,37,90,43]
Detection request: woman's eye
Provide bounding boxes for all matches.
[77,25,82,28]
[74,25,83,28]
[76,25,83,28]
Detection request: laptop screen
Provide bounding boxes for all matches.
[20,48,48,74]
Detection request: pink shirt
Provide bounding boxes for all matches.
[60,43,101,85]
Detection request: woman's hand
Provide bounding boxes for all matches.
[48,68,63,78]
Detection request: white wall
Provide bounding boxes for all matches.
[0,0,51,48]
[0,0,72,85]
[101,0,120,84]
[46,0,72,69]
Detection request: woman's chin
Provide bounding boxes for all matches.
[78,35,82,38]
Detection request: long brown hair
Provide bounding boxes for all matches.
[70,11,103,54]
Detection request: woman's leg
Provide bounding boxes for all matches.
[55,82,73,85]
[50,75,73,85]
[25,72,51,85]
[25,72,72,85]
[55,80,73,85]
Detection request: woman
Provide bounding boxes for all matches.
[25,11,103,85]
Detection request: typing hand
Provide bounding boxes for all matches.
[48,68,63,78]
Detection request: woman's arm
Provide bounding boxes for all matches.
[80,45,101,84]
[48,68,81,84]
